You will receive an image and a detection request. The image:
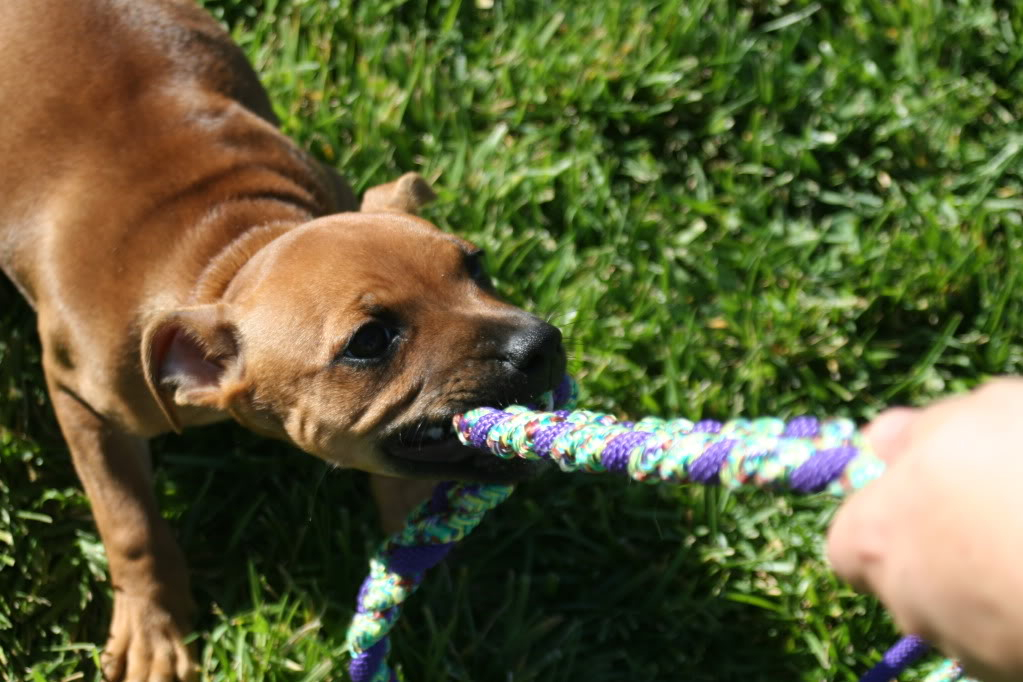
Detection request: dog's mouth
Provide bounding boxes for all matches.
[375,370,569,482]
[382,418,468,463]
[379,411,543,482]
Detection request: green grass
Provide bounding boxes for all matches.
[3,0,1023,679]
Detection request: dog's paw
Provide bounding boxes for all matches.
[101,591,198,682]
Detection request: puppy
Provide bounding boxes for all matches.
[0,1,565,679]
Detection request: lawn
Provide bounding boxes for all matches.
[2,0,1022,680]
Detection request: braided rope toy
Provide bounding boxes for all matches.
[346,379,972,682]
[346,481,514,681]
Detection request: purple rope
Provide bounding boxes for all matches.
[533,422,574,458]
[349,483,462,681]
[600,431,653,472]
[692,419,723,434]
[553,375,573,407]
[687,439,736,483]
[428,481,454,513]
[783,416,820,438]
[860,635,930,682]
[386,543,456,577]
[468,410,506,449]
[789,446,859,493]
[349,639,396,682]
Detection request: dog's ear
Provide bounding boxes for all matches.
[360,172,437,214]
[140,304,245,433]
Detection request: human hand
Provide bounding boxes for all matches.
[828,378,1023,682]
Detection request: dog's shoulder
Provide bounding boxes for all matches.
[0,0,276,125]
[118,0,279,124]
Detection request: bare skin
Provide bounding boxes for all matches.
[828,378,1023,682]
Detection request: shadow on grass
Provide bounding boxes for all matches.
[2,274,878,681]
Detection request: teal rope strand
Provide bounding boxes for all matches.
[346,482,514,681]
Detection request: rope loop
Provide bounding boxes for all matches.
[347,379,969,682]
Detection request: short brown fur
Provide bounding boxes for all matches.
[0,2,564,679]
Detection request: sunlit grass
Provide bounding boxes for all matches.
[3,0,1022,679]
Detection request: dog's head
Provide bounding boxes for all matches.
[141,174,565,481]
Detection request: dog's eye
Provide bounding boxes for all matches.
[340,322,397,363]
[465,250,489,285]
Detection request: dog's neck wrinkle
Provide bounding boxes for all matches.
[189,220,297,304]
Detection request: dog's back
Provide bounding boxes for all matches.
[0,0,353,433]
[0,0,280,302]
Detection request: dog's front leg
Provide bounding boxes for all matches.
[48,384,197,681]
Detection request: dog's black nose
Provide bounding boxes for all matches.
[502,320,565,395]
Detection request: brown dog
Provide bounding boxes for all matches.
[0,1,565,679]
